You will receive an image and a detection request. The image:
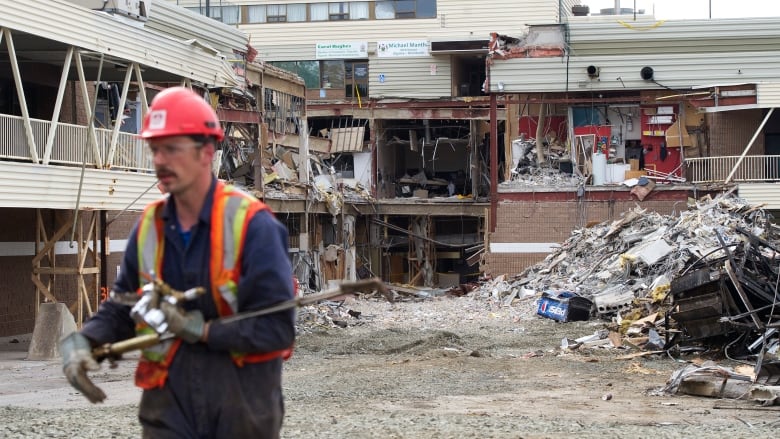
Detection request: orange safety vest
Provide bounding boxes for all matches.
[134,181,294,389]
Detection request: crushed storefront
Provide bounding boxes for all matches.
[267,97,492,291]
[482,17,780,279]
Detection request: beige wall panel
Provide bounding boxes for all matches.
[0,162,160,211]
[568,17,780,56]
[229,0,564,60]
[738,183,780,209]
[369,57,451,99]
[2,0,242,87]
[429,0,561,39]
[490,51,780,94]
[758,83,780,108]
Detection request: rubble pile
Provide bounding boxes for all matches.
[503,136,584,187]
[518,193,775,310]
[296,301,368,334]
[507,166,584,187]
[489,192,780,372]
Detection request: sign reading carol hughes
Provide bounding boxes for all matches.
[316,42,368,59]
[376,40,430,57]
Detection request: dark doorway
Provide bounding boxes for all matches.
[451,55,485,97]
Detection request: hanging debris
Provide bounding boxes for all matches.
[502,135,583,188]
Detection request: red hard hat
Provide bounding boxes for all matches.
[140,87,224,141]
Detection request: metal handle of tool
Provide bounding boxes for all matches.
[92,277,390,362]
[220,277,390,324]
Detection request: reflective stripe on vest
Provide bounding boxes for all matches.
[137,199,165,284]
[135,200,175,369]
[209,184,263,316]
[133,182,288,390]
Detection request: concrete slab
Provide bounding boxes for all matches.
[0,334,140,408]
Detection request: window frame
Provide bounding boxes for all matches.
[375,0,437,20]
[328,2,349,20]
[266,4,288,22]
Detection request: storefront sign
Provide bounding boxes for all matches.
[376,40,430,58]
[316,42,368,59]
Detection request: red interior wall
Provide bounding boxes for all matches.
[640,105,683,177]
[518,116,568,142]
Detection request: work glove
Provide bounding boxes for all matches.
[60,332,107,404]
[160,301,205,344]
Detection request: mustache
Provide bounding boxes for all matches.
[155,168,175,178]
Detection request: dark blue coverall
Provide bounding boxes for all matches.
[81,178,296,439]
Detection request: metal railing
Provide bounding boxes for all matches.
[685,155,780,184]
[0,113,153,172]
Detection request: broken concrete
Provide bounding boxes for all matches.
[27,303,77,361]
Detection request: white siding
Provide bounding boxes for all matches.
[147,1,247,55]
[758,83,780,108]
[559,0,581,19]
[490,51,780,93]
[0,0,242,87]
[430,0,560,39]
[206,0,565,60]
[168,0,569,96]
[567,17,780,55]
[249,21,392,61]
[738,183,780,209]
[0,162,159,210]
[370,56,451,99]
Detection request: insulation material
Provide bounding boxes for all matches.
[665,119,692,148]
[624,238,674,266]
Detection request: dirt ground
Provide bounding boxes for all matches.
[1,293,779,438]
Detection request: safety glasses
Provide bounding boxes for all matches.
[148,142,204,158]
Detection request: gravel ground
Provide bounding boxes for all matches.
[1,293,778,438]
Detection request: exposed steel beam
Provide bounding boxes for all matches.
[216,108,261,124]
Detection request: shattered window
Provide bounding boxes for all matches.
[375,1,395,19]
[270,61,320,89]
[296,61,321,89]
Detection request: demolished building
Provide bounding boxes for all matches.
[0,0,312,337]
[483,11,780,278]
[168,1,780,291]
[172,0,583,290]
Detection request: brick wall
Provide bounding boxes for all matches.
[482,196,685,278]
[0,208,138,337]
[60,82,90,125]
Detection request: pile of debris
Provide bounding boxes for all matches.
[503,135,584,188]
[492,191,780,374]
[507,166,584,187]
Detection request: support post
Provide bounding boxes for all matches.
[489,93,498,232]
